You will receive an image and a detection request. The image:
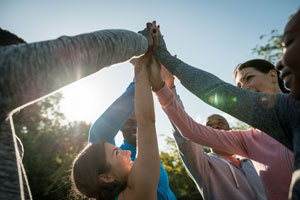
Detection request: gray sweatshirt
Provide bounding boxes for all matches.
[153,38,300,199]
[0,29,148,200]
[161,88,266,200]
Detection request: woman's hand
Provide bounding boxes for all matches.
[148,55,164,91]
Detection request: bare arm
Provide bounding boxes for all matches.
[121,53,160,200]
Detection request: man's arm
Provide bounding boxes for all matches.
[89,82,135,144]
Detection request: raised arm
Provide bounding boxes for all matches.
[89,82,135,144]
[121,52,160,199]
[150,24,300,151]
[0,29,148,114]
[169,87,209,191]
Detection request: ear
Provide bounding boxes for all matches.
[98,173,115,184]
[268,69,278,83]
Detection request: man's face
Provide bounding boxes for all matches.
[206,116,232,156]
[276,11,300,99]
[206,118,230,131]
[120,114,137,146]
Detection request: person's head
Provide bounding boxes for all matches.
[205,114,233,156]
[234,59,288,94]
[72,141,133,200]
[0,28,26,46]
[120,113,137,146]
[276,10,300,100]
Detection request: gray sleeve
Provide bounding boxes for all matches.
[154,49,300,151]
[0,29,148,113]
[169,88,207,193]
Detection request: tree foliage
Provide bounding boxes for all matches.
[160,136,203,200]
[13,93,90,200]
[252,29,283,64]
[252,14,294,64]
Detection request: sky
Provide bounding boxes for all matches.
[1,0,298,150]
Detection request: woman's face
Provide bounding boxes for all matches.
[276,12,300,99]
[235,67,277,94]
[104,143,133,182]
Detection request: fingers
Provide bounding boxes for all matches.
[151,21,159,50]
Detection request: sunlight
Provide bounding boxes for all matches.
[60,80,102,122]
[59,69,119,123]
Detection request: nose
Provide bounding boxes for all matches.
[122,150,131,157]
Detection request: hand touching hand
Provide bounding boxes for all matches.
[148,55,164,91]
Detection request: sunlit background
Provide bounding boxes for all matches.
[1,0,298,150]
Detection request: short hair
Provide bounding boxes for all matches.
[205,114,230,129]
[0,28,26,46]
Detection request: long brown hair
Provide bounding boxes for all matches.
[71,141,126,200]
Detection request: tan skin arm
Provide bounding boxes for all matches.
[119,24,160,200]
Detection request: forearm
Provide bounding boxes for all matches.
[133,62,160,197]
[89,82,135,144]
[135,65,158,157]
[154,49,295,150]
[156,85,249,157]
[0,29,148,113]
[135,65,155,124]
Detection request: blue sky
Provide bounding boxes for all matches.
[1,0,298,149]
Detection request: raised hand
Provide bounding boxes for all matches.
[148,55,164,91]
[138,21,156,50]
[151,21,167,52]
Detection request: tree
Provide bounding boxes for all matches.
[13,93,90,200]
[160,136,203,200]
[252,29,283,64]
[252,14,294,63]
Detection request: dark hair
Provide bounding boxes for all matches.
[71,141,126,200]
[0,28,26,46]
[233,59,289,93]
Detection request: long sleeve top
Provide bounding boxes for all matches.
[0,29,148,200]
[153,49,300,153]
[89,82,177,200]
[0,29,148,116]
[155,84,294,200]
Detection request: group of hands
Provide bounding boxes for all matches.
[131,21,175,91]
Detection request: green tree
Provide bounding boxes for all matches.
[13,93,90,200]
[160,136,202,200]
[252,29,283,63]
[252,14,294,63]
